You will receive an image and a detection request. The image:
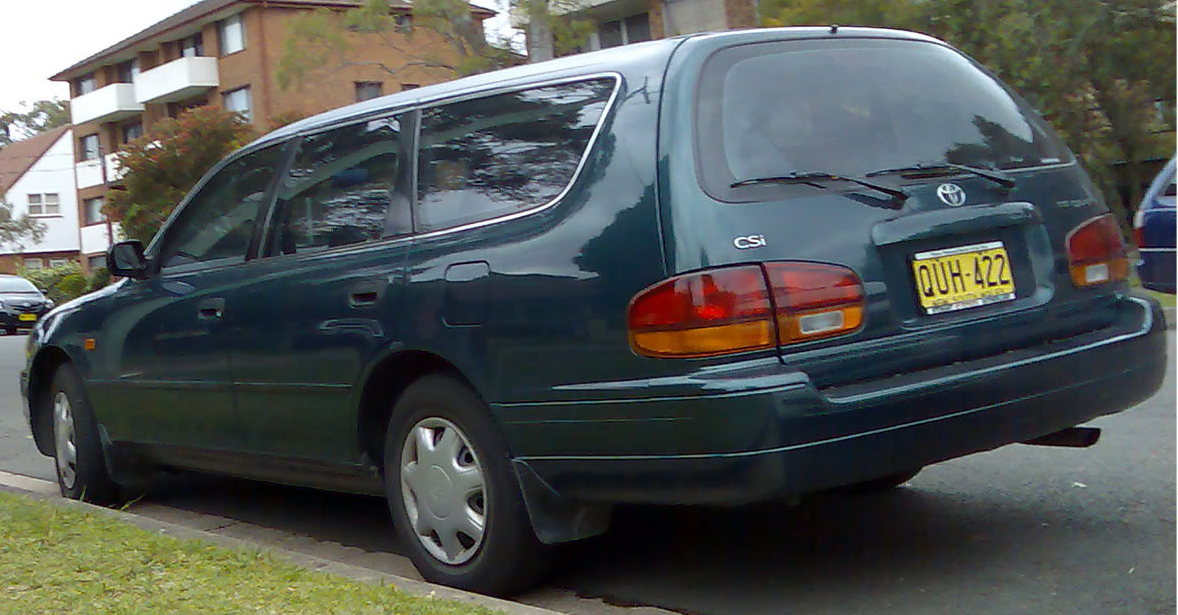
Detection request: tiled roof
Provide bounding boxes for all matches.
[51,0,495,81]
[0,126,70,199]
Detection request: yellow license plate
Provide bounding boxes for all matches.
[18,313,37,322]
[911,241,1015,315]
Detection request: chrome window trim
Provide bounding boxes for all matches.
[410,72,622,241]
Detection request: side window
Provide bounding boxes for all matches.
[416,78,615,232]
[159,145,284,269]
[270,115,406,255]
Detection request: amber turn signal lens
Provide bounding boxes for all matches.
[1066,214,1130,288]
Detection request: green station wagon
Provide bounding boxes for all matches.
[21,27,1168,595]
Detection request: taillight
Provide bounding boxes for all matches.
[764,262,865,344]
[627,265,774,358]
[1066,214,1130,288]
[627,262,864,358]
[1132,209,1146,249]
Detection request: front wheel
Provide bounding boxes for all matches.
[385,375,550,596]
[51,363,121,505]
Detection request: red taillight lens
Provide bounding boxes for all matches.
[1066,214,1130,287]
[628,262,865,358]
[628,266,773,358]
[764,262,865,344]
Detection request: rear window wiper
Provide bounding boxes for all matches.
[730,171,908,208]
[866,162,1015,191]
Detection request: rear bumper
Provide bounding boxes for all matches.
[504,295,1168,505]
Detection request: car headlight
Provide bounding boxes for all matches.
[45,299,55,310]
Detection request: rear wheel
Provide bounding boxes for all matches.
[51,364,121,505]
[384,375,550,596]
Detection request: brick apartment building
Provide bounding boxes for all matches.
[50,0,493,273]
[545,0,758,53]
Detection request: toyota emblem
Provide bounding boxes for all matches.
[936,183,967,207]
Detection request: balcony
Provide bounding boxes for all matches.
[71,83,143,125]
[76,153,124,190]
[135,56,219,105]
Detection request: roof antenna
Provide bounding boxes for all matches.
[830,24,839,34]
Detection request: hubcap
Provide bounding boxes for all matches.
[400,417,487,565]
[53,391,77,490]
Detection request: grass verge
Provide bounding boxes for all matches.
[0,490,501,615]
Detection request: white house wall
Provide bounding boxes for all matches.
[1,131,80,256]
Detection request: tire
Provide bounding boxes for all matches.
[51,363,121,505]
[847,467,923,492]
[384,375,551,596]
[4,326,15,336]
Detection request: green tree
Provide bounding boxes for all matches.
[761,0,1176,221]
[0,198,47,250]
[0,99,71,148]
[105,107,257,244]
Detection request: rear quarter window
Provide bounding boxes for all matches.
[415,77,616,232]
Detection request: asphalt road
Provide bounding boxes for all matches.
[1,331,1174,615]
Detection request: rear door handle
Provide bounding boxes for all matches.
[349,282,384,309]
[197,297,225,320]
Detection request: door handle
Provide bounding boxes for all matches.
[197,297,225,320]
[349,291,379,308]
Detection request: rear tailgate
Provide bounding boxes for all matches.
[658,29,1128,387]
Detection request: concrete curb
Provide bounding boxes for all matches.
[0,471,565,615]
[1164,307,1175,330]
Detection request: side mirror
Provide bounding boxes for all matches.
[107,240,150,280]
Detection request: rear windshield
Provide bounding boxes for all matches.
[696,38,1071,201]
[0,277,38,293]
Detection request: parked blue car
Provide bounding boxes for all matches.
[1134,157,1176,293]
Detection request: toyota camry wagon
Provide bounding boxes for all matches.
[22,27,1167,595]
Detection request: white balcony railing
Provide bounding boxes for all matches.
[135,56,219,105]
[75,153,124,189]
[71,83,143,125]
[81,221,122,256]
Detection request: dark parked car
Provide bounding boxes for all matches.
[1134,156,1176,293]
[21,27,1168,595]
[0,275,53,335]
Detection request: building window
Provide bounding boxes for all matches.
[75,73,97,96]
[355,81,384,102]
[22,258,43,271]
[84,197,106,225]
[121,122,143,144]
[597,13,651,49]
[49,258,70,268]
[27,194,60,216]
[116,59,139,83]
[401,83,420,91]
[181,32,204,57]
[89,255,106,270]
[219,14,246,55]
[222,87,252,122]
[79,134,100,161]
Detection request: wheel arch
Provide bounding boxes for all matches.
[355,348,482,472]
[26,345,74,457]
